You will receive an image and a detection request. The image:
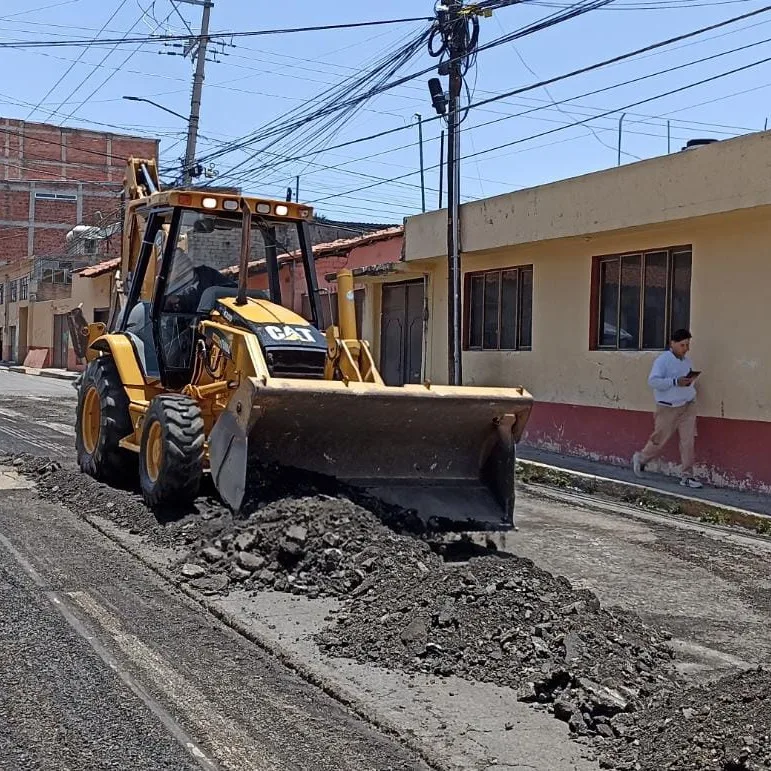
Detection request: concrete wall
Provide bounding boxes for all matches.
[406,131,771,260]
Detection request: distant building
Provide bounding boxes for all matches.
[0,118,158,364]
[0,118,158,264]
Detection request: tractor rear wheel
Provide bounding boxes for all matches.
[76,356,134,483]
[139,394,204,508]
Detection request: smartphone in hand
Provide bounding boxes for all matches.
[687,369,702,379]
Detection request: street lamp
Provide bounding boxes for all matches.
[122,96,187,122]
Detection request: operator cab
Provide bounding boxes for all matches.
[117,196,322,388]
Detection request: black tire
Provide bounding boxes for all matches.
[139,394,204,508]
[76,356,134,483]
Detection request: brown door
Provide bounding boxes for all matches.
[380,280,424,386]
[53,313,69,369]
[8,326,16,363]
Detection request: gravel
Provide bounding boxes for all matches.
[316,553,678,738]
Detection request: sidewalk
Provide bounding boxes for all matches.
[517,445,771,529]
[0,364,79,381]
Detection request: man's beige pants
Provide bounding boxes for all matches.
[639,401,697,476]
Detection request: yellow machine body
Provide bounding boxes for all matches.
[72,158,534,531]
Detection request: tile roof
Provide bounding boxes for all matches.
[223,226,403,277]
[75,257,120,277]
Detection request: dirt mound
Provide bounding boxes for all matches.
[7,453,433,599]
[317,554,678,737]
[605,667,771,770]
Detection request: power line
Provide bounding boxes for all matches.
[57,6,178,125]
[308,51,771,205]
[0,16,435,48]
[24,0,131,120]
[194,0,618,172]
[39,6,146,123]
[206,2,771,185]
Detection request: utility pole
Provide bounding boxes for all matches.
[180,0,213,185]
[414,113,426,213]
[445,0,463,386]
[438,129,445,209]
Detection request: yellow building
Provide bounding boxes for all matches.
[0,256,115,368]
[360,131,771,492]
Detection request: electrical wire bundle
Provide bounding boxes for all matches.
[189,27,434,189]
[203,0,618,192]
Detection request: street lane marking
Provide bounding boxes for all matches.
[0,406,75,436]
[0,532,219,771]
[68,590,271,771]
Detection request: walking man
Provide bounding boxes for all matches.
[633,329,702,489]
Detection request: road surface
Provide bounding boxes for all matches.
[0,370,428,771]
[0,370,75,458]
[2,368,770,770]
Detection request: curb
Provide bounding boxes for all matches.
[2,364,79,381]
[516,459,771,535]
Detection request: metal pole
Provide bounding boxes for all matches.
[414,113,426,213]
[667,120,671,153]
[295,174,300,202]
[183,1,212,185]
[617,112,626,166]
[439,129,445,209]
[446,0,463,386]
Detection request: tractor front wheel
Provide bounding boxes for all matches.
[139,394,204,508]
[76,356,133,483]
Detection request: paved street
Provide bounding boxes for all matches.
[0,371,428,771]
[0,371,76,458]
[2,369,771,770]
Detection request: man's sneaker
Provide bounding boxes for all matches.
[632,452,645,478]
[680,477,703,489]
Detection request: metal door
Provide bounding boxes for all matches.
[53,313,69,368]
[380,280,425,386]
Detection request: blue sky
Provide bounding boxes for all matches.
[1,0,770,223]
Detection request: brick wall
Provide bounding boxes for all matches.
[186,221,383,273]
[0,118,158,264]
[35,282,72,302]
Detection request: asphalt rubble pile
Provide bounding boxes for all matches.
[316,552,681,739]
[604,666,771,770]
[6,453,434,600]
[172,493,436,599]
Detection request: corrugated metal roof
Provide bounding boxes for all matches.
[75,257,120,277]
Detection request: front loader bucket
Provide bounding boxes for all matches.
[210,378,533,531]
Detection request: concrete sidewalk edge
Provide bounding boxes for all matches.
[1,364,79,381]
[516,458,771,535]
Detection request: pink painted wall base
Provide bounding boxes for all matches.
[523,402,771,493]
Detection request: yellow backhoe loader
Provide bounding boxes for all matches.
[70,158,533,531]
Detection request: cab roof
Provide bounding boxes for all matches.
[133,189,314,223]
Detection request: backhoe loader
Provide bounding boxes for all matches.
[71,158,533,531]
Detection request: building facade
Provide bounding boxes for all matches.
[0,118,158,363]
[0,118,158,262]
[361,131,771,492]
